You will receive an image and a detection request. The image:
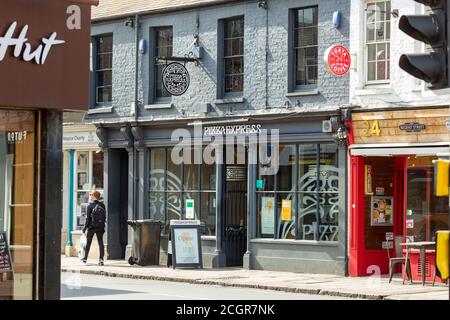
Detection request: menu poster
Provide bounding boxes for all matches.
[0,232,12,273]
[171,224,203,269]
[371,196,394,226]
[261,196,275,235]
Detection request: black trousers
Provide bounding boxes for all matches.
[83,228,105,261]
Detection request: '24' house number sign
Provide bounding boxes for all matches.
[162,62,190,96]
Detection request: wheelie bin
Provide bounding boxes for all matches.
[127,220,162,266]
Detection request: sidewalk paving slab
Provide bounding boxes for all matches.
[61,256,448,300]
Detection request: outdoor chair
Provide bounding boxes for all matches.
[433,230,449,286]
[387,235,412,283]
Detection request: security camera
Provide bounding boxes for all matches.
[258,0,268,9]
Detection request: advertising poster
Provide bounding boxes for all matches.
[371,196,394,226]
[281,199,292,221]
[261,196,275,234]
[173,227,200,265]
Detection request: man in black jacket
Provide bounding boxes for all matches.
[82,190,106,265]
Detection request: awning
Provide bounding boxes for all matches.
[349,143,450,157]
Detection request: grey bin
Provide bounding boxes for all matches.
[127,220,162,266]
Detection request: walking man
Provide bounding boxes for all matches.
[82,190,106,265]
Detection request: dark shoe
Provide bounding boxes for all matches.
[98,260,104,266]
[81,259,87,264]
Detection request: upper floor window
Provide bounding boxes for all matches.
[366,1,391,82]
[223,17,244,94]
[94,34,113,105]
[154,27,173,99]
[293,7,318,89]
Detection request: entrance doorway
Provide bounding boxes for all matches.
[223,146,248,266]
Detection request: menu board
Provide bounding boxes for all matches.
[0,232,12,273]
[170,221,203,269]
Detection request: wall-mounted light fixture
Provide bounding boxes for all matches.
[258,0,268,10]
[124,17,135,28]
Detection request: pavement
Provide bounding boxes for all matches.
[61,256,449,300]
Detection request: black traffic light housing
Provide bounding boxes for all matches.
[398,0,450,89]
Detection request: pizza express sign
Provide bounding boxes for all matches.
[162,62,190,96]
[0,0,97,111]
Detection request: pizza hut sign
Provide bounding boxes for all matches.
[324,45,351,77]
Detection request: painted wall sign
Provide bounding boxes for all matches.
[352,108,448,144]
[0,232,13,273]
[162,62,190,96]
[203,124,262,136]
[170,223,202,269]
[399,122,426,133]
[324,45,351,76]
[0,0,96,111]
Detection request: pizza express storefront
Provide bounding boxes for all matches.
[0,0,96,300]
[99,114,348,275]
[349,108,450,282]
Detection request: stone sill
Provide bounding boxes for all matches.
[145,103,174,110]
[355,87,393,96]
[286,89,320,97]
[87,106,114,115]
[250,239,339,247]
[214,97,246,104]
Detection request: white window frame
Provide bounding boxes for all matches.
[73,150,104,230]
[364,0,391,85]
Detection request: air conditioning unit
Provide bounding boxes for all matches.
[322,120,333,133]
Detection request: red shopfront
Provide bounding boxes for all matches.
[348,108,449,282]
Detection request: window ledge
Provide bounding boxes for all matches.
[355,87,393,96]
[87,106,114,115]
[286,89,320,97]
[214,97,246,104]
[250,239,340,247]
[145,103,174,110]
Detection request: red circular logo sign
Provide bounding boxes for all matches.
[324,45,351,77]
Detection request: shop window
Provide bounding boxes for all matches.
[93,34,113,105]
[148,147,216,236]
[75,151,104,230]
[289,6,319,92]
[257,143,339,241]
[0,109,36,300]
[365,1,391,83]
[406,156,448,242]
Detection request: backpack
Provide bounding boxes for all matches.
[90,203,106,229]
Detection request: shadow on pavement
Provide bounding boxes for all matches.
[61,284,141,299]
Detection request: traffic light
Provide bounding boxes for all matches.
[398,0,449,89]
[434,159,449,197]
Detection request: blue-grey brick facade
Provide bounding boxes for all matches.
[88,0,351,275]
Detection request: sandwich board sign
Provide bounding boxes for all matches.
[170,220,202,269]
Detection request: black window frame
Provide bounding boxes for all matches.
[217,15,245,99]
[288,6,319,93]
[149,26,173,104]
[91,33,113,107]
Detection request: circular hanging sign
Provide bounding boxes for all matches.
[162,62,190,96]
[324,45,351,77]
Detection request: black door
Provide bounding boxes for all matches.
[224,167,247,266]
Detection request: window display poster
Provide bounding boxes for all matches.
[371,196,393,226]
[406,219,414,229]
[261,196,275,234]
[281,199,292,221]
[185,199,195,219]
[171,225,202,268]
[0,232,12,273]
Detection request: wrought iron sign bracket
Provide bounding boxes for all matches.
[157,51,201,66]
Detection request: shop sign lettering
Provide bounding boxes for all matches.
[0,22,65,65]
[399,122,426,133]
[302,224,339,241]
[7,131,27,144]
[204,124,262,136]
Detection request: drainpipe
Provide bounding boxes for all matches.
[65,149,75,252]
[133,14,140,219]
[264,2,269,108]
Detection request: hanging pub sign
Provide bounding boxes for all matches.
[162,62,190,96]
[170,220,203,269]
[0,232,12,273]
[324,45,351,76]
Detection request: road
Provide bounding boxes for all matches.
[61,272,356,300]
